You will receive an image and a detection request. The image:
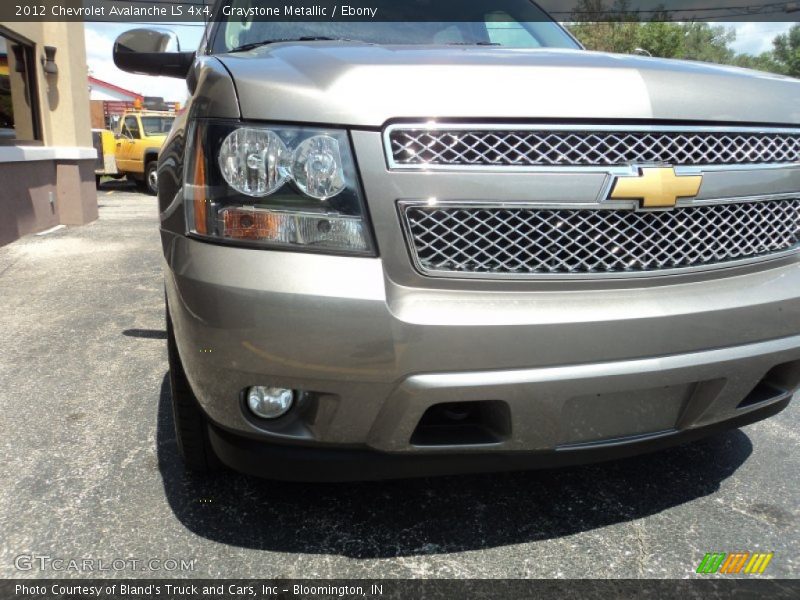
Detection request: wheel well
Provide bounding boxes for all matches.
[145,151,159,166]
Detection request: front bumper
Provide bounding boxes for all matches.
[207,397,790,481]
[164,234,800,479]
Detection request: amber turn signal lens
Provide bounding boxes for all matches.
[193,135,208,235]
[222,208,280,240]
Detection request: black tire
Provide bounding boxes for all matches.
[145,161,158,195]
[95,175,102,188]
[166,304,220,473]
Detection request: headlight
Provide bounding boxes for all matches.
[218,128,290,197]
[185,121,374,255]
[292,135,346,200]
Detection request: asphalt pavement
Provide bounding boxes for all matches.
[0,185,797,579]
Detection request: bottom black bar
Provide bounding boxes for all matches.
[1,579,798,600]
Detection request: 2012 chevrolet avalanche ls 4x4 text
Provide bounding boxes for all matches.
[113,0,800,481]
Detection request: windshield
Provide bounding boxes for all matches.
[212,0,579,53]
[140,116,175,136]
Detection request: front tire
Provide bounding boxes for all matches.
[145,161,158,195]
[167,304,219,474]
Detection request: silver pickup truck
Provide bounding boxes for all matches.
[114,0,800,481]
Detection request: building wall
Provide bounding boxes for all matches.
[90,99,105,129]
[0,159,58,246]
[0,21,97,247]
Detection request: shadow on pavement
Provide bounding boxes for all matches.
[97,178,137,192]
[124,328,168,340]
[155,374,752,558]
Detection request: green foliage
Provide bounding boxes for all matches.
[568,0,641,54]
[565,0,797,78]
[636,21,683,58]
[680,23,736,63]
[733,52,786,75]
[772,24,800,77]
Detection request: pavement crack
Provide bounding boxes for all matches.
[0,257,21,279]
[632,521,650,577]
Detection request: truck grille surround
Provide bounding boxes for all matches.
[387,124,800,278]
[387,127,800,167]
[402,199,800,277]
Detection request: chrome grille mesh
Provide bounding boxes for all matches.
[388,128,800,167]
[402,199,800,276]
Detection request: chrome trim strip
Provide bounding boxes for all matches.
[408,333,800,386]
[401,192,800,213]
[383,122,800,172]
[397,195,800,280]
[386,123,800,134]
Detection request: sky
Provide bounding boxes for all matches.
[84,23,205,102]
[730,21,794,55]
[83,21,795,102]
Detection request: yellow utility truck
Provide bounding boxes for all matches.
[93,106,176,195]
[113,110,175,195]
[92,128,118,185]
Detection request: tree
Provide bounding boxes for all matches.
[680,22,736,64]
[733,52,786,75]
[772,24,800,77]
[636,21,684,58]
[567,0,641,54]
[565,0,796,79]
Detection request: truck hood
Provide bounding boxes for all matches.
[217,44,799,127]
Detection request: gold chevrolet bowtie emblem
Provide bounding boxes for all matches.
[609,167,703,209]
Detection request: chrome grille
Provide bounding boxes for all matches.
[402,199,800,277]
[387,126,800,168]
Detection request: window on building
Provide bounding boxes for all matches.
[0,28,41,143]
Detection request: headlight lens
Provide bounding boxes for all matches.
[218,128,290,197]
[185,121,374,255]
[292,135,346,200]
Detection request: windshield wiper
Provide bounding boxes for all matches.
[229,37,366,53]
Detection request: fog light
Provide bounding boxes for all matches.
[246,386,294,419]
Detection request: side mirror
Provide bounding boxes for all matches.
[113,28,195,79]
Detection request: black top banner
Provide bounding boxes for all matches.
[2,0,800,22]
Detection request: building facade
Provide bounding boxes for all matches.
[0,22,97,247]
[88,76,143,129]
